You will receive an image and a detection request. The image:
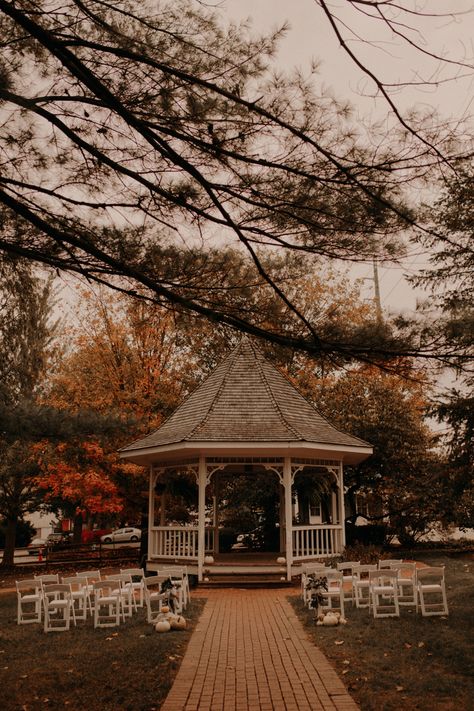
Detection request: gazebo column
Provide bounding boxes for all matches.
[283,457,293,581]
[338,462,346,548]
[213,473,219,554]
[197,455,208,582]
[148,466,155,559]
[279,484,285,552]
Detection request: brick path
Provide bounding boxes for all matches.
[160,588,359,711]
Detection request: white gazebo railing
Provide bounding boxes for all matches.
[292,524,343,560]
[149,526,214,560]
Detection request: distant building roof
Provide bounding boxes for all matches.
[120,339,370,455]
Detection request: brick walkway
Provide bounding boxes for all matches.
[160,588,359,711]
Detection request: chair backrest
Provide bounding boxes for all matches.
[43,583,71,600]
[325,570,343,587]
[120,568,145,580]
[337,561,360,574]
[304,565,332,577]
[77,570,101,580]
[34,574,60,585]
[354,564,378,579]
[61,575,86,591]
[369,569,398,584]
[16,578,42,594]
[144,575,168,590]
[391,561,416,577]
[92,580,120,597]
[379,559,403,569]
[417,567,445,585]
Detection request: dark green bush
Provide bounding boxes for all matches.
[0,518,36,548]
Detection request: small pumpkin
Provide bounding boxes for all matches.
[155,619,171,633]
[322,613,339,627]
[170,615,187,630]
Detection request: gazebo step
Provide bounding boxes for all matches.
[198,573,296,589]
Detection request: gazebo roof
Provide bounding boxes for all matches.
[120,339,372,464]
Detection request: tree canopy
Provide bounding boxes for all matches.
[0,0,472,367]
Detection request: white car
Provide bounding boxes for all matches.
[100,527,141,544]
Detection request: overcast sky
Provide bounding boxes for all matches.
[223,0,474,315]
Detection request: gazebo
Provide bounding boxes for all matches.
[119,339,372,581]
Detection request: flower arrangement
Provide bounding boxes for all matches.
[306,574,328,616]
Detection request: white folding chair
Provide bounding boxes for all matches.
[76,571,101,615]
[322,570,345,617]
[43,583,75,632]
[120,568,146,608]
[369,569,400,618]
[92,580,122,628]
[416,567,449,617]
[353,564,378,608]
[144,575,172,623]
[301,564,331,606]
[156,567,187,612]
[61,575,89,621]
[336,561,360,605]
[104,574,135,619]
[390,562,417,607]
[16,579,43,624]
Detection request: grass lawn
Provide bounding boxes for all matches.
[290,553,474,711]
[0,582,205,711]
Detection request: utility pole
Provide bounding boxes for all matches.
[373,258,383,324]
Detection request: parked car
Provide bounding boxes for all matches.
[46,532,72,546]
[100,527,141,544]
[27,537,47,555]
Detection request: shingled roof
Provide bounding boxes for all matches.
[120,339,370,454]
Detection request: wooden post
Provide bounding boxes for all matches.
[197,455,207,582]
[339,462,346,550]
[148,466,154,558]
[283,457,293,581]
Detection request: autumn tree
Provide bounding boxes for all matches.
[414,167,474,529]
[311,366,443,545]
[0,257,57,568]
[0,1,471,367]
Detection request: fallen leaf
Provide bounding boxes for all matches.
[396,686,404,692]
[343,659,350,665]
[418,641,425,648]
[404,643,412,649]
[334,640,345,645]
[342,669,349,675]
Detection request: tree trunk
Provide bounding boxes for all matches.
[72,512,83,544]
[0,517,17,569]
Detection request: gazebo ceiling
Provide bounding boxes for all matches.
[119,338,372,466]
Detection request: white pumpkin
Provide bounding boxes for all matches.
[170,615,187,630]
[204,555,214,565]
[322,613,339,627]
[155,619,171,633]
[276,556,286,564]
